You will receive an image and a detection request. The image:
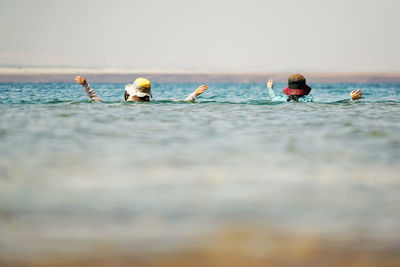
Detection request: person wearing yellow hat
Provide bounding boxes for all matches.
[124,78,153,102]
[75,76,208,102]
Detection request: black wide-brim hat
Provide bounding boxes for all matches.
[283,74,312,96]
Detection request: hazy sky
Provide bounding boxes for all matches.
[1,0,399,72]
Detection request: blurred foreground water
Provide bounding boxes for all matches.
[1,82,400,266]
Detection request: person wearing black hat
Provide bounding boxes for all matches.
[266,74,362,102]
[266,74,314,102]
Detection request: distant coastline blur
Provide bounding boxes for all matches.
[1,67,400,83]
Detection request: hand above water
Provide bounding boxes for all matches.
[194,85,209,97]
[75,76,88,87]
[267,79,274,89]
[350,89,362,100]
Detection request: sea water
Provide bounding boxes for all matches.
[0,82,400,258]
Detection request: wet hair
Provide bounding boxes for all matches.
[140,96,150,102]
[124,91,129,101]
[287,95,300,102]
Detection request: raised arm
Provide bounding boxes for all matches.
[75,76,102,102]
[350,89,362,100]
[184,84,208,101]
[266,79,276,99]
[266,79,286,101]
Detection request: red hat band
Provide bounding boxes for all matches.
[283,84,312,96]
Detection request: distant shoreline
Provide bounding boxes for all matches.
[1,68,400,83]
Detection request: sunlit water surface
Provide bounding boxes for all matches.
[1,82,400,257]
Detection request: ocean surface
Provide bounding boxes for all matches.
[1,82,400,262]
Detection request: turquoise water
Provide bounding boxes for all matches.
[1,82,400,255]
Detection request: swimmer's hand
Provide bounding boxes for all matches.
[194,84,209,97]
[75,76,88,86]
[267,79,274,89]
[350,89,362,100]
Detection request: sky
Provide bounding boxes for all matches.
[0,0,399,72]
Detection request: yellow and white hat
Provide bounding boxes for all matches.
[125,78,152,97]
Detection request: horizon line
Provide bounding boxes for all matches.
[1,67,400,76]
